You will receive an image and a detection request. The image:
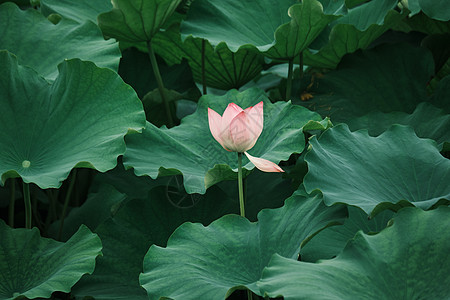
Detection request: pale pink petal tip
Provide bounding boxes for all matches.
[222,102,244,128]
[244,152,284,173]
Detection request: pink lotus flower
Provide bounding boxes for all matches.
[208,102,284,172]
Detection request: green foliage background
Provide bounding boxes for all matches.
[0,0,449,299]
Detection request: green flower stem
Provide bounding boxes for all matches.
[238,158,252,300]
[146,40,174,127]
[8,178,16,227]
[201,39,207,95]
[58,169,77,240]
[286,58,294,100]
[23,181,31,229]
[238,152,245,218]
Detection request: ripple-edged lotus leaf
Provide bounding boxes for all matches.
[123,87,322,194]
[258,207,450,299]
[0,2,120,80]
[0,51,146,189]
[181,0,337,60]
[0,221,102,300]
[139,190,346,299]
[40,0,112,23]
[304,124,450,216]
[98,0,182,42]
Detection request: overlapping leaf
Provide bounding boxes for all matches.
[300,206,394,262]
[405,0,450,21]
[98,0,182,42]
[346,102,450,151]
[258,207,450,299]
[265,0,339,59]
[139,190,347,299]
[48,184,127,241]
[0,221,102,300]
[304,124,450,216]
[153,25,265,90]
[40,0,112,23]
[337,0,398,31]
[0,51,146,189]
[123,88,322,194]
[181,0,294,52]
[0,2,120,80]
[303,43,434,120]
[304,0,404,68]
[301,43,450,148]
[72,185,237,300]
[395,12,450,35]
[181,0,337,60]
[73,165,291,299]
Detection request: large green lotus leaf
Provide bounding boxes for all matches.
[303,10,404,68]
[346,102,450,151]
[337,0,398,31]
[72,186,238,300]
[258,206,450,299]
[300,206,394,262]
[61,163,292,300]
[139,190,347,299]
[302,43,435,120]
[153,24,265,90]
[304,124,450,216]
[180,0,294,52]
[0,51,146,189]
[181,0,337,60]
[419,0,450,21]
[306,0,399,58]
[406,0,450,21]
[264,0,339,59]
[0,221,102,300]
[317,0,347,14]
[401,12,450,35]
[0,2,120,81]
[98,0,181,42]
[40,0,112,23]
[123,87,322,194]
